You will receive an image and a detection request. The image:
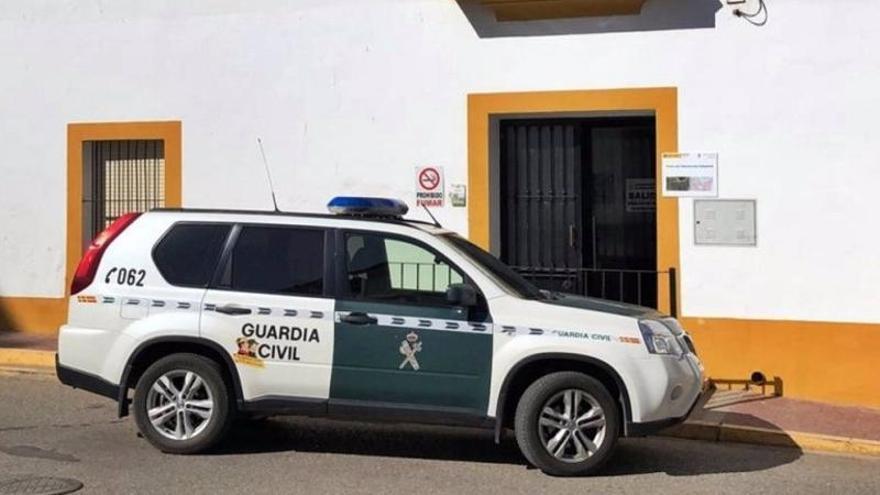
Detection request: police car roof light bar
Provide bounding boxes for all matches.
[327,196,409,218]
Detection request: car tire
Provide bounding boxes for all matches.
[133,353,232,454]
[514,371,620,476]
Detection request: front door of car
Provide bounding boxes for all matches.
[201,224,334,402]
[329,230,493,416]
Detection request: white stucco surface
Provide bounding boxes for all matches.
[1,0,878,324]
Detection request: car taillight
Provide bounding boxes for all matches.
[70,212,141,295]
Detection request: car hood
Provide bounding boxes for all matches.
[536,292,664,319]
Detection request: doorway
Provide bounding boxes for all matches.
[498,116,658,307]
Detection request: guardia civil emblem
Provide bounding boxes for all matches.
[399,331,422,370]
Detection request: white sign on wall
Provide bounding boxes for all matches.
[415,165,444,207]
[449,184,466,207]
[661,152,718,197]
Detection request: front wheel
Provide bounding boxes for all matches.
[133,353,232,454]
[514,371,620,476]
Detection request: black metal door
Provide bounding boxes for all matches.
[499,117,659,308]
[500,121,583,292]
[586,122,657,306]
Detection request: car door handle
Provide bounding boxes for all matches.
[215,305,252,316]
[340,312,378,325]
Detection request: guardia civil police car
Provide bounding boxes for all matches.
[57,197,703,476]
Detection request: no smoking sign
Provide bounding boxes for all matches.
[415,166,444,207]
[419,168,441,191]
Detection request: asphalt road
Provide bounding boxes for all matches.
[1,372,878,495]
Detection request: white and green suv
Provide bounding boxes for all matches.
[57,197,703,476]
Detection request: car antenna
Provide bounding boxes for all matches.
[421,204,442,228]
[256,137,280,212]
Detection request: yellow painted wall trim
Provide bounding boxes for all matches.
[683,317,880,409]
[0,297,68,335]
[467,87,680,315]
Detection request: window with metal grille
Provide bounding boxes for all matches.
[82,140,165,248]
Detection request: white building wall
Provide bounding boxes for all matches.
[1,0,878,324]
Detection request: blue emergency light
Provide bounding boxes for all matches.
[327,196,409,217]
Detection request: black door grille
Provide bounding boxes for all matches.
[499,117,668,311]
[500,122,583,278]
[83,139,165,244]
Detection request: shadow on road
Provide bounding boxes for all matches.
[605,434,802,477]
[212,415,802,477]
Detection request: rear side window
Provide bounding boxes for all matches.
[153,223,231,287]
[227,226,325,296]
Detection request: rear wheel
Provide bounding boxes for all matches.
[133,353,232,454]
[514,371,619,476]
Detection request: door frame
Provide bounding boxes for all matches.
[467,88,679,316]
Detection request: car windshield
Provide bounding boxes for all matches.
[438,233,544,300]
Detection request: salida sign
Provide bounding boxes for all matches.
[415,166,444,207]
[626,178,655,213]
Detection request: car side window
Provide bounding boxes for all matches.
[344,232,464,306]
[226,226,325,296]
[153,223,232,287]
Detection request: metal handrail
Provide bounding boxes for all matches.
[377,261,681,318]
[512,265,679,317]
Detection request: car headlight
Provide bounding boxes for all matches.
[638,320,683,356]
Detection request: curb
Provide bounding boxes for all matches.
[663,419,880,457]
[0,348,55,370]
[0,366,56,377]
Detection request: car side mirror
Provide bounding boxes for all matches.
[446,283,477,307]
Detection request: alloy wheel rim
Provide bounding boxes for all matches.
[145,370,214,441]
[537,388,606,463]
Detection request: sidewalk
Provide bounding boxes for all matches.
[1,331,878,456]
[663,386,880,456]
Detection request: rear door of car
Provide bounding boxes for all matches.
[200,222,335,403]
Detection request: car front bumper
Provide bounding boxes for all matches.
[623,348,705,429]
[625,376,708,437]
